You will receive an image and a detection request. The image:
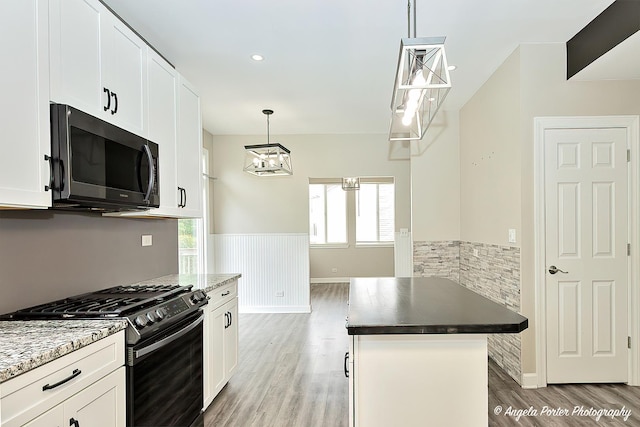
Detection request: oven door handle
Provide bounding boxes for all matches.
[134,314,203,360]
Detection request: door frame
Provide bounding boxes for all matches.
[533,115,640,387]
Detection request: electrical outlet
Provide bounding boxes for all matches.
[275,291,284,297]
[473,248,479,257]
[508,229,516,244]
[331,267,338,273]
[141,235,153,247]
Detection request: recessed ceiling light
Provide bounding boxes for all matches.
[251,54,264,61]
[447,65,457,71]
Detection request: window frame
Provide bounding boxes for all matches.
[355,179,395,247]
[309,181,349,247]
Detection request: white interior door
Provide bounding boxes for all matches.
[545,126,629,383]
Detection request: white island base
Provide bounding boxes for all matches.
[349,334,488,427]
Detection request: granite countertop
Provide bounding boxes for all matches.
[346,277,528,335]
[0,319,127,383]
[131,273,241,293]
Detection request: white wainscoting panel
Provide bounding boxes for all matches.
[394,231,413,277]
[213,233,311,313]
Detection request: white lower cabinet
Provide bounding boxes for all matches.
[22,368,125,427]
[0,331,125,427]
[22,406,62,427]
[349,334,488,427]
[203,282,239,409]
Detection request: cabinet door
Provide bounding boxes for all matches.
[63,367,126,427]
[224,299,239,379]
[50,0,147,137]
[22,406,63,427]
[101,13,148,136]
[177,77,203,218]
[204,304,227,407]
[49,0,103,117]
[147,51,179,216]
[0,0,51,208]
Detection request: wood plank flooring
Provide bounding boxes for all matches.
[204,283,640,426]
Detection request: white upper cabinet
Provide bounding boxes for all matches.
[177,76,203,218]
[0,0,51,209]
[49,0,148,137]
[146,51,180,216]
[106,54,204,219]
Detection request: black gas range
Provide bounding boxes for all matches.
[3,283,208,345]
[4,283,208,427]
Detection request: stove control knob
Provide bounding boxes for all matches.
[190,291,205,304]
[134,315,148,328]
[146,311,159,323]
[155,308,166,320]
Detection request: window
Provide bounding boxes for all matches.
[356,182,395,244]
[309,178,395,247]
[309,183,347,245]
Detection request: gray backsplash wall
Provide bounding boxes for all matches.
[0,210,178,315]
[413,240,522,384]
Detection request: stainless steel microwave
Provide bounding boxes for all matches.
[49,104,159,211]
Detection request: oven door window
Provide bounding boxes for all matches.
[128,313,203,427]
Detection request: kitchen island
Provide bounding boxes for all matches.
[346,277,527,427]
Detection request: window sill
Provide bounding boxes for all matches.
[355,242,394,248]
[310,243,350,249]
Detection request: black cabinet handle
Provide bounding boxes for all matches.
[103,87,111,112]
[69,417,80,427]
[111,92,118,115]
[229,311,232,327]
[178,187,185,208]
[183,188,187,207]
[42,369,82,391]
[344,352,349,378]
[44,155,53,191]
[224,312,229,329]
[221,290,230,297]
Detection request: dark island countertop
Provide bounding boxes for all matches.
[346,277,528,335]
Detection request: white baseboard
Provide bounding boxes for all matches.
[521,373,540,389]
[311,277,350,284]
[239,305,312,314]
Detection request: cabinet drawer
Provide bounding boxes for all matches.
[207,282,237,309]
[1,331,124,426]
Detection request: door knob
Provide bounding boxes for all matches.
[549,265,568,275]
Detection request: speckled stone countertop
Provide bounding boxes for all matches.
[131,273,241,293]
[0,319,127,383]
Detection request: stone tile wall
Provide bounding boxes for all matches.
[459,242,522,384]
[412,240,523,384]
[413,241,460,282]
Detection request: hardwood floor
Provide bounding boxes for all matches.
[204,283,640,426]
[489,360,640,426]
[204,283,349,427]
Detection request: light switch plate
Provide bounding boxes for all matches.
[508,229,516,244]
[142,235,153,247]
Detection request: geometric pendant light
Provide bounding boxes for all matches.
[243,109,293,176]
[388,0,452,141]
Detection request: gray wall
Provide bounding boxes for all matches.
[0,210,178,314]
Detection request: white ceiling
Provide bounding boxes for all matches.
[102,0,621,136]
